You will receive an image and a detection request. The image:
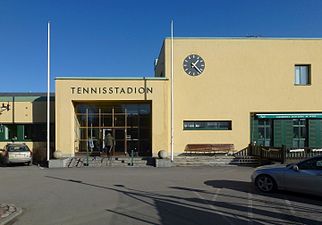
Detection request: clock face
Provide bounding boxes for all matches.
[183,54,205,76]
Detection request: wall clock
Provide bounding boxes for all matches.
[183,54,205,76]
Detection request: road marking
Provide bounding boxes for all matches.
[194,189,234,225]
[284,198,296,216]
[248,193,253,225]
[283,196,303,225]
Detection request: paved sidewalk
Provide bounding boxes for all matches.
[0,203,22,225]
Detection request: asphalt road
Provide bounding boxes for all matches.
[0,165,322,225]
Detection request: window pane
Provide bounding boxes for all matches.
[299,158,318,170]
[76,114,87,127]
[102,114,112,127]
[300,72,308,84]
[295,65,310,85]
[88,114,99,127]
[300,66,308,77]
[295,66,300,84]
[183,121,232,130]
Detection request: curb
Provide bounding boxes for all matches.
[0,204,22,225]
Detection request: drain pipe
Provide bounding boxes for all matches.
[170,20,174,162]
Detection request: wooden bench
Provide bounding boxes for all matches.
[184,144,234,155]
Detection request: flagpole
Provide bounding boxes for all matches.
[170,20,174,162]
[47,21,51,162]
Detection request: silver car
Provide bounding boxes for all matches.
[251,155,322,196]
[0,143,32,166]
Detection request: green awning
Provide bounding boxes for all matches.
[256,113,322,119]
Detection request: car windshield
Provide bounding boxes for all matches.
[7,145,29,152]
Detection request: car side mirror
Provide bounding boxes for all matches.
[292,165,299,172]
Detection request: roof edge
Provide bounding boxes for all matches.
[0,92,54,96]
[55,77,168,81]
[164,37,322,40]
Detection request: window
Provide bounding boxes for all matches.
[183,121,232,130]
[74,103,152,156]
[24,124,47,141]
[298,157,322,170]
[0,124,54,142]
[292,119,307,148]
[0,125,17,141]
[257,120,272,146]
[295,65,310,85]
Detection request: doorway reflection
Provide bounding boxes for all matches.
[74,102,152,156]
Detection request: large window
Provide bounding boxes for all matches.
[251,115,322,148]
[74,102,152,156]
[295,65,311,85]
[0,123,54,142]
[183,120,232,130]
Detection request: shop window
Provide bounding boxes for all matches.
[0,124,53,142]
[24,124,48,141]
[0,125,17,141]
[257,120,272,146]
[183,121,232,130]
[295,65,311,85]
[293,119,307,148]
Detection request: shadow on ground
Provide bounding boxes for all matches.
[45,176,322,225]
[204,179,322,206]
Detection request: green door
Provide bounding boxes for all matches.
[273,120,293,147]
[309,119,322,148]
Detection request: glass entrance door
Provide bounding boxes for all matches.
[75,102,152,156]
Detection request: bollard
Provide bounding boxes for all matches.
[130,149,134,166]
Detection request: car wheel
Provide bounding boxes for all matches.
[255,175,276,193]
[26,161,31,166]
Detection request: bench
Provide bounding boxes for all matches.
[184,144,234,155]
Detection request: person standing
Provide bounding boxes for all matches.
[104,132,115,156]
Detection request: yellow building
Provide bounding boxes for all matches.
[2,38,322,159]
[0,93,55,161]
[55,38,322,158]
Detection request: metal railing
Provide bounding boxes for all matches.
[245,143,322,164]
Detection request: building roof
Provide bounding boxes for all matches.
[164,37,322,40]
[0,92,54,97]
[55,77,168,80]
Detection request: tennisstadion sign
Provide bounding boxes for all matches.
[70,86,153,95]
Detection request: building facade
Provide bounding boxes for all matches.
[0,93,55,161]
[55,77,169,157]
[55,38,322,157]
[2,38,322,158]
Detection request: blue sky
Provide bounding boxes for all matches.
[1,0,322,92]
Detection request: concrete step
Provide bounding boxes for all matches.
[174,162,233,167]
[173,156,234,167]
[229,156,261,167]
[67,157,151,168]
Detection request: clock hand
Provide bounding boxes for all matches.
[194,65,202,73]
[191,61,202,73]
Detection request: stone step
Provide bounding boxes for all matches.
[171,156,235,167]
[229,157,261,167]
[174,162,233,167]
[174,158,233,162]
[67,157,151,168]
[174,157,233,160]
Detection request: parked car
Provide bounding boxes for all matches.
[0,143,32,166]
[251,155,322,196]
